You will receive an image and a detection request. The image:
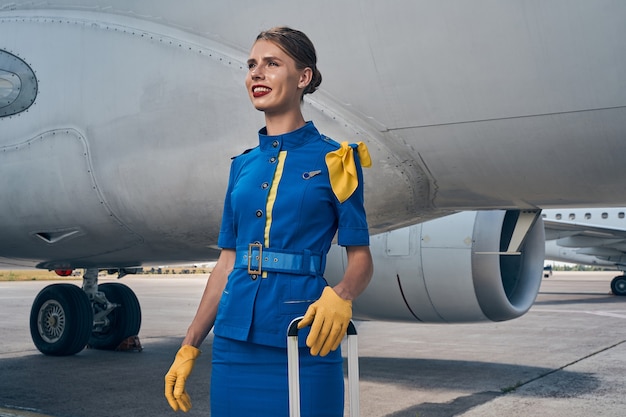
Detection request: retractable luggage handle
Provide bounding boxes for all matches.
[287,317,360,417]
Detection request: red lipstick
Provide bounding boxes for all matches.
[252,84,272,98]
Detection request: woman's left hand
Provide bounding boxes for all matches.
[297,286,352,356]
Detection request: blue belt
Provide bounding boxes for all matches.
[235,243,325,276]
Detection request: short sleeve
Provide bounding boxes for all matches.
[217,161,238,249]
[335,150,369,247]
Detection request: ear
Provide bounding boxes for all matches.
[298,67,313,90]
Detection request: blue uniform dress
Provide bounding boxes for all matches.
[211,121,369,417]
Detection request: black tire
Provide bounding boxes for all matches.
[30,284,93,356]
[88,283,141,350]
[611,276,626,296]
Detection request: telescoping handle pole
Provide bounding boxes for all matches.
[287,317,360,417]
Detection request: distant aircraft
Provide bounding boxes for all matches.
[1,1,626,355]
[543,208,626,296]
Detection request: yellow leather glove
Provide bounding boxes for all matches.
[164,345,201,412]
[298,287,352,356]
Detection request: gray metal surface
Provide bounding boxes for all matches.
[1,272,625,417]
[1,1,626,269]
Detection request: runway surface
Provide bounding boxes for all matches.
[1,271,625,417]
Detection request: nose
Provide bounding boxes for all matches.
[250,65,263,80]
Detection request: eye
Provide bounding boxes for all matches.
[268,61,279,67]
[247,62,256,70]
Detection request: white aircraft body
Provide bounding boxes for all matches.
[1,1,625,355]
[543,208,626,295]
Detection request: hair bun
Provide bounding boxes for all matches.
[304,68,323,95]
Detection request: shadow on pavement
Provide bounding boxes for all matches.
[0,339,599,417]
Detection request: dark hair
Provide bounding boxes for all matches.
[255,26,322,97]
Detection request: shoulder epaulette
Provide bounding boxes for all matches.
[231,147,254,160]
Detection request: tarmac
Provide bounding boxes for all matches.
[1,271,625,417]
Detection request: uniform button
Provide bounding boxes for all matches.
[272,140,279,148]
[269,157,277,163]
[261,182,269,189]
[256,210,263,217]
[250,274,258,280]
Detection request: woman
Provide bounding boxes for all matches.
[165,26,373,417]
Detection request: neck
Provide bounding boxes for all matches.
[263,109,306,136]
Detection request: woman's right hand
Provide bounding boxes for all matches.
[164,345,202,412]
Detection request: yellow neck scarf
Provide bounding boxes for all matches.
[325,141,372,203]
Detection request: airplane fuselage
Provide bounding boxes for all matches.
[2,1,626,269]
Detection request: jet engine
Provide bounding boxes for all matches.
[326,210,545,323]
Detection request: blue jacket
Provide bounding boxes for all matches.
[215,121,369,347]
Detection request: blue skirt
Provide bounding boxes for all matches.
[210,335,344,417]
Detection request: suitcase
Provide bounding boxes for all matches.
[287,317,360,417]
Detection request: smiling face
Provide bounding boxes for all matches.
[245,40,312,117]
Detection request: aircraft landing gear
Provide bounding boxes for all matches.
[29,268,142,355]
[88,282,141,350]
[610,275,626,296]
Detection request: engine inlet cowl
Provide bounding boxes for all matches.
[326,210,545,323]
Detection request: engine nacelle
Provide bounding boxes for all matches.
[325,210,545,323]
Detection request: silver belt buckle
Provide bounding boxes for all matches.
[248,242,263,275]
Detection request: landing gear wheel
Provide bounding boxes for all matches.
[88,283,142,350]
[611,276,626,296]
[30,284,93,356]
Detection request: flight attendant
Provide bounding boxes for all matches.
[165,26,373,417]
